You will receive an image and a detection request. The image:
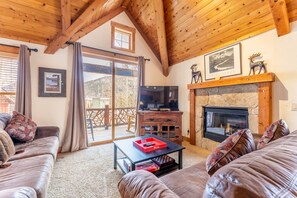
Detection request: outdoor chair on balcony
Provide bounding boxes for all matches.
[126,113,136,133]
[86,111,94,141]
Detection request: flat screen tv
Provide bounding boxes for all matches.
[139,86,178,111]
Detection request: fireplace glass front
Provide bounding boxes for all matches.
[203,107,249,142]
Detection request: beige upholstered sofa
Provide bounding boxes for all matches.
[0,126,59,198]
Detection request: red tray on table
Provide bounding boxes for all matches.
[133,137,167,153]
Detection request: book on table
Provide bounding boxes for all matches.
[123,158,160,173]
[152,155,175,169]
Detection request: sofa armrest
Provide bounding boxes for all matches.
[118,170,179,198]
[0,187,36,198]
[35,126,59,140]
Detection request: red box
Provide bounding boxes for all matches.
[133,137,167,153]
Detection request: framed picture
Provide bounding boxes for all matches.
[38,67,66,97]
[204,43,241,80]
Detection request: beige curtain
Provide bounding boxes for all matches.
[135,57,145,136]
[62,42,87,153]
[15,45,32,118]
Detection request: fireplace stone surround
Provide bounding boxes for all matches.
[195,84,258,151]
[187,73,274,150]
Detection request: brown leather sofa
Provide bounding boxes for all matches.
[118,131,297,198]
[0,127,59,198]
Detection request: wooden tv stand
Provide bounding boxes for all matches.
[137,111,183,145]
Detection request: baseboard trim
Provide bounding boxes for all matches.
[183,136,190,142]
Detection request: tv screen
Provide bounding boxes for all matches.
[140,86,178,111]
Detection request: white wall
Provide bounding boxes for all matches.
[0,12,164,144]
[78,12,165,86]
[166,21,297,136]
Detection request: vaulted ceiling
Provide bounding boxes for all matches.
[1,0,297,76]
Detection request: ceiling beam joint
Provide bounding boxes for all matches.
[45,0,109,54]
[269,0,290,36]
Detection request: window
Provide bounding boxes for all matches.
[0,55,18,114]
[111,21,136,53]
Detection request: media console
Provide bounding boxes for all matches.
[137,111,183,145]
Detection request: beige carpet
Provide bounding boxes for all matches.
[47,141,210,198]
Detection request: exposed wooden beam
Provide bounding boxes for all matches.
[45,0,109,54]
[70,7,124,41]
[153,0,169,76]
[124,9,161,62]
[61,0,71,33]
[269,0,290,36]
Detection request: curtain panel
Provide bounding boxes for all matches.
[62,42,87,153]
[135,56,145,136]
[15,45,32,118]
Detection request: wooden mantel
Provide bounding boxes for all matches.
[187,72,275,89]
[187,73,275,145]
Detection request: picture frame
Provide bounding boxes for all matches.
[38,67,66,97]
[204,43,241,80]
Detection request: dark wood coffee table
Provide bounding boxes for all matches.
[113,135,185,177]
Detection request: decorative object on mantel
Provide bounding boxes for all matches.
[204,43,241,80]
[248,53,266,75]
[38,67,66,97]
[190,64,202,83]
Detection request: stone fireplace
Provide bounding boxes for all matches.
[195,84,258,151]
[204,106,249,142]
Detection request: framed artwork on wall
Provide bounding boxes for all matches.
[38,67,66,97]
[204,43,241,80]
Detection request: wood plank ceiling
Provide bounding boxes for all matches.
[1,0,297,74]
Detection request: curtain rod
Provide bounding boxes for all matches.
[0,44,38,52]
[65,41,150,61]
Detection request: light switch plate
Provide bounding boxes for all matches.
[291,103,297,111]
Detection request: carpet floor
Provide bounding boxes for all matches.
[47,141,210,198]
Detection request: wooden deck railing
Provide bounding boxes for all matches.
[86,105,136,129]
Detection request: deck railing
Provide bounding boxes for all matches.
[86,105,136,129]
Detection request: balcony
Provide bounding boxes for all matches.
[86,106,136,142]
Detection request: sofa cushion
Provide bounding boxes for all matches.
[118,170,179,198]
[257,119,289,149]
[5,111,37,142]
[0,129,15,166]
[0,187,36,198]
[206,129,255,176]
[203,130,297,198]
[0,154,54,198]
[10,136,59,161]
[160,161,209,198]
[0,113,11,130]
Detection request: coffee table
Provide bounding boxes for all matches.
[113,135,185,177]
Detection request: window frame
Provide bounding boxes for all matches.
[0,44,19,114]
[111,21,136,53]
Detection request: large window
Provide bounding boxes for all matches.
[111,21,136,53]
[0,55,18,114]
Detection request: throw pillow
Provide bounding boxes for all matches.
[0,113,11,130]
[257,119,290,150]
[0,129,15,167]
[206,129,255,176]
[5,111,37,142]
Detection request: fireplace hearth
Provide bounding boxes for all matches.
[204,107,249,142]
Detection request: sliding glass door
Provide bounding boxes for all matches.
[83,55,138,145]
[114,61,138,139]
[83,56,113,144]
